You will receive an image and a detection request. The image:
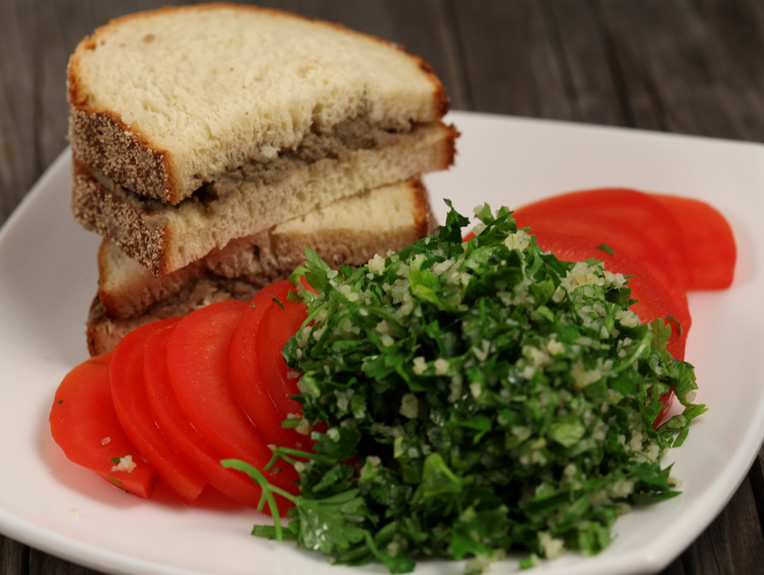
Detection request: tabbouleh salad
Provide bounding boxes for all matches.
[226,201,705,573]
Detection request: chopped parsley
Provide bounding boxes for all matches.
[230,201,705,572]
[596,243,615,255]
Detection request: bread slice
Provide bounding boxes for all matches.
[68,3,450,205]
[86,178,435,355]
[72,121,456,275]
[86,277,259,358]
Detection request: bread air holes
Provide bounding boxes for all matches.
[298,63,317,79]
[311,103,324,125]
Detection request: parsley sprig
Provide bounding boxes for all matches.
[229,201,705,572]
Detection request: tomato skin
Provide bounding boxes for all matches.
[143,320,289,511]
[229,280,305,449]
[110,318,206,505]
[512,188,694,290]
[650,194,736,290]
[50,352,156,499]
[512,211,688,315]
[530,231,690,360]
[165,300,299,494]
[654,391,675,429]
[466,224,689,358]
[257,285,309,419]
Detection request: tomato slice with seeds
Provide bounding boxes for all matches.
[110,318,206,505]
[165,300,298,493]
[50,352,156,498]
[143,320,290,512]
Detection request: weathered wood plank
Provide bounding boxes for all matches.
[0,0,38,220]
[749,451,764,548]
[540,0,629,126]
[27,548,102,575]
[598,0,764,140]
[452,0,576,118]
[0,535,27,575]
[680,477,764,573]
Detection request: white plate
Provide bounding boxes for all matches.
[1,110,763,575]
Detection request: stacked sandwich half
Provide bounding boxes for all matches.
[67,4,459,355]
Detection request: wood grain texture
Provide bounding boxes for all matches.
[1,1,762,574]
[0,0,37,220]
[0,535,26,575]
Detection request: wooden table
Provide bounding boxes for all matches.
[2,1,763,573]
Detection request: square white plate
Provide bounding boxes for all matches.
[0,110,762,574]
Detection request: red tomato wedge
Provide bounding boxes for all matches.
[650,194,737,290]
[165,300,298,493]
[229,280,304,449]
[49,352,156,498]
[143,320,289,511]
[531,231,690,360]
[257,285,309,419]
[513,188,694,290]
[110,318,206,505]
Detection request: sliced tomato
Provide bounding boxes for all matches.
[165,300,298,494]
[512,188,694,290]
[511,211,687,312]
[531,230,690,360]
[654,390,675,429]
[50,352,156,498]
[110,318,206,505]
[229,280,303,449]
[650,193,736,290]
[142,320,289,511]
[257,284,309,419]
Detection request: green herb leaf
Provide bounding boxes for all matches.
[597,243,615,255]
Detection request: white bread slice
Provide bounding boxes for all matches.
[72,121,457,275]
[86,178,434,355]
[97,178,432,320]
[68,3,450,205]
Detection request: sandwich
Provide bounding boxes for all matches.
[68,4,458,353]
[68,4,457,274]
[86,178,433,355]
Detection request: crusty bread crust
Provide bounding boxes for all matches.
[96,238,203,321]
[71,159,170,272]
[68,107,171,204]
[86,178,436,355]
[72,121,457,276]
[96,177,434,320]
[407,178,433,241]
[68,3,450,204]
[86,279,259,357]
